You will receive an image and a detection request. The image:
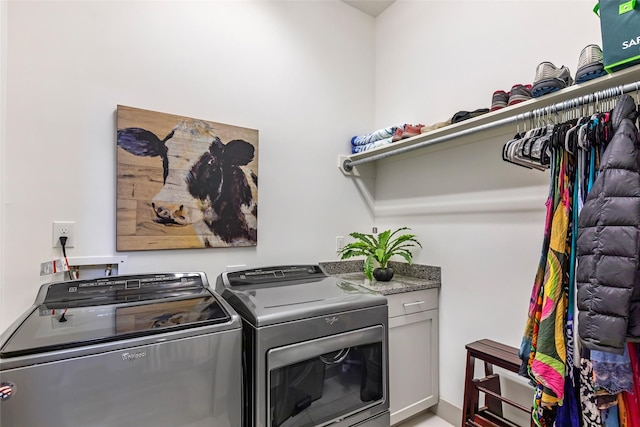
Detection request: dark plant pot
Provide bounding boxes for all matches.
[373,267,394,282]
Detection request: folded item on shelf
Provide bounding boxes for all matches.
[351,125,399,146]
[421,119,452,133]
[351,136,393,154]
[451,108,490,124]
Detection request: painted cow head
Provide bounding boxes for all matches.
[117,124,257,247]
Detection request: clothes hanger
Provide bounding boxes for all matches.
[503,137,538,170]
[502,119,548,170]
[521,109,552,169]
[502,117,531,169]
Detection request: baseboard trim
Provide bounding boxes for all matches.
[431,398,461,427]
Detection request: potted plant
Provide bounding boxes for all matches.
[337,227,422,282]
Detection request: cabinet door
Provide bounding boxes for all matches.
[388,309,439,426]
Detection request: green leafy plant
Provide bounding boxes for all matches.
[337,227,422,281]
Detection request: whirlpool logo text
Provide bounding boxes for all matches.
[121,350,147,361]
[325,316,339,325]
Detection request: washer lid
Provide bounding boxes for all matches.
[0,273,232,358]
[218,265,387,327]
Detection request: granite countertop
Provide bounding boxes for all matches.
[319,260,441,296]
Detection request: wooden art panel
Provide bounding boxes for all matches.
[116,105,258,251]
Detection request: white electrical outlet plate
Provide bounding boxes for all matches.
[53,221,75,248]
[40,261,54,275]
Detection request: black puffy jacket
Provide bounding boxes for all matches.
[576,94,640,354]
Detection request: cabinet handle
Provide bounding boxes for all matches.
[403,301,425,308]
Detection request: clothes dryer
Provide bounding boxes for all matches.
[216,265,389,427]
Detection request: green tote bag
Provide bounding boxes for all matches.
[595,0,640,73]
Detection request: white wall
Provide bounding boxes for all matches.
[373,0,602,412]
[0,0,376,331]
[0,0,7,333]
[1,0,609,419]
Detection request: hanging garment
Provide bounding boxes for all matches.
[618,392,635,427]
[530,150,570,407]
[555,144,581,427]
[580,355,603,427]
[519,147,560,427]
[576,94,640,354]
[555,365,581,427]
[519,151,558,376]
[624,344,640,427]
[519,143,577,427]
[601,406,620,427]
[591,347,634,395]
[514,94,640,427]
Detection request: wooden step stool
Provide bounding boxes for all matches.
[462,339,533,427]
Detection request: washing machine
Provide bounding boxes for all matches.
[0,272,242,427]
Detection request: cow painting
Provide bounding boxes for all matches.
[116,105,258,250]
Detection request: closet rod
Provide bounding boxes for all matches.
[342,80,640,172]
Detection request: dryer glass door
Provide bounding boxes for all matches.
[267,326,385,427]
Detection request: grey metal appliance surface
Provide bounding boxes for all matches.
[216,265,390,427]
[0,272,242,427]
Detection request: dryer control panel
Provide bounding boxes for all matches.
[222,265,324,287]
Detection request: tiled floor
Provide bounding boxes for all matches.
[396,412,455,427]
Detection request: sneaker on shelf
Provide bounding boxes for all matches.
[402,124,424,139]
[490,90,509,111]
[575,44,607,84]
[391,126,404,142]
[508,84,533,106]
[531,62,573,98]
[392,124,424,141]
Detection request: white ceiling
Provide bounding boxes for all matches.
[341,0,396,17]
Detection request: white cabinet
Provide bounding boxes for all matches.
[386,288,439,426]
